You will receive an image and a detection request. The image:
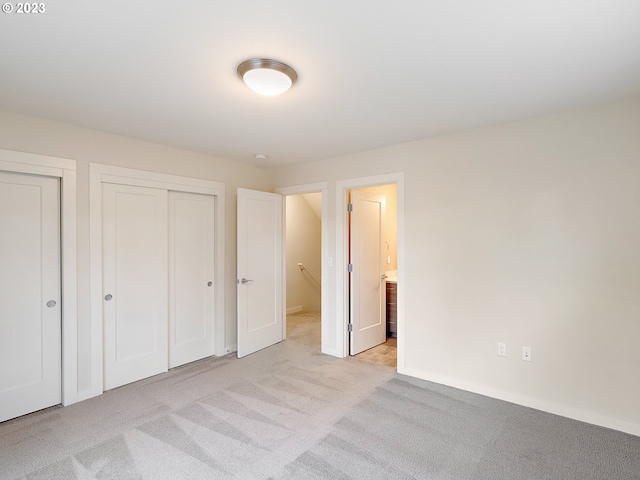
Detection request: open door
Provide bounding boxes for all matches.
[349,190,386,355]
[237,188,283,358]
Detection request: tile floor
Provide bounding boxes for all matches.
[286,312,397,369]
[354,336,397,368]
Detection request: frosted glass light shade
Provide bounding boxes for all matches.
[237,59,298,96]
[243,68,292,96]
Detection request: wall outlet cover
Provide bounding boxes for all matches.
[497,342,507,357]
[522,346,532,361]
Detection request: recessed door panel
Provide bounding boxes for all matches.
[0,172,61,422]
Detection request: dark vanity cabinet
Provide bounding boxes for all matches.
[386,281,397,337]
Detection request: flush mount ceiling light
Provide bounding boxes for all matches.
[237,58,298,96]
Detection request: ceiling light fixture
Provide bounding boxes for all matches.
[237,58,298,96]
[254,153,269,161]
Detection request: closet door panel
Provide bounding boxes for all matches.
[0,172,61,422]
[103,183,168,390]
[169,191,215,368]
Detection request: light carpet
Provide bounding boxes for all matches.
[1,316,639,479]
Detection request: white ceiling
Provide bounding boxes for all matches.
[1,1,640,167]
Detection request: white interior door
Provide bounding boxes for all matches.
[237,188,283,358]
[349,190,386,355]
[103,183,168,390]
[0,172,61,422]
[168,191,215,368]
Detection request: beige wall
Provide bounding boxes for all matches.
[360,184,397,271]
[273,96,640,435]
[285,194,322,312]
[0,110,274,395]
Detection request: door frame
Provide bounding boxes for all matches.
[0,148,78,406]
[336,173,405,365]
[275,183,330,353]
[89,164,225,397]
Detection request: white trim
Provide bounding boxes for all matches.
[401,366,640,437]
[281,195,287,340]
[286,306,303,315]
[276,182,331,355]
[277,182,328,196]
[89,164,226,397]
[336,173,405,363]
[91,163,223,188]
[0,149,78,407]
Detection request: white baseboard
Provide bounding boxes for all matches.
[399,366,640,437]
[224,344,237,355]
[287,306,303,314]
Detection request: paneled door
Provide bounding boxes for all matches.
[0,172,61,422]
[237,188,283,358]
[168,191,216,368]
[102,183,168,390]
[349,190,386,355]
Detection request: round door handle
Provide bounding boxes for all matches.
[46,300,56,308]
[104,294,113,301]
[207,281,213,287]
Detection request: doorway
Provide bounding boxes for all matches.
[285,193,323,349]
[336,172,404,369]
[276,183,329,354]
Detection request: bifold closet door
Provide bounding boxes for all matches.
[168,191,216,368]
[103,183,168,390]
[0,172,61,423]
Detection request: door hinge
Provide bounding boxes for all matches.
[347,263,353,272]
[348,323,353,332]
[347,203,353,212]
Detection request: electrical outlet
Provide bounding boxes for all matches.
[497,343,507,357]
[522,346,532,362]
[387,255,391,264]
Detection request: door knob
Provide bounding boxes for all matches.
[104,294,113,301]
[46,300,56,308]
[240,278,253,285]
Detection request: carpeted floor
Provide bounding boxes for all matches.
[1,314,639,479]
